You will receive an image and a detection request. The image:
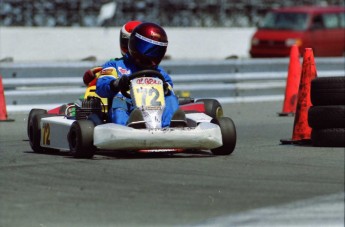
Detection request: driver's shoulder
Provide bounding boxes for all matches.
[156,66,169,75]
[109,57,123,61]
[103,57,124,67]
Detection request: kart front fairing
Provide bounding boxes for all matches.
[93,120,222,151]
[39,108,223,152]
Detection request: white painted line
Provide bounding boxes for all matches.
[194,193,344,227]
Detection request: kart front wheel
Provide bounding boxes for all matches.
[27,109,47,138]
[211,117,236,155]
[28,113,50,153]
[68,120,96,159]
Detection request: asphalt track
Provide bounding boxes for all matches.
[0,101,344,227]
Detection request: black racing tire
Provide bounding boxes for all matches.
[178,97,194,106]
[68,120,96,159]
[28,113,51,153]
[308,105,345,129]
[311,77,345,106]
[211,117,236,155]
[87,113,103,126]
[27,109,47,137]
[58,104,68,115]
[311,128,345,147]
[196,99,224,119]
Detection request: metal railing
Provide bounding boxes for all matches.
[1,58,344,110]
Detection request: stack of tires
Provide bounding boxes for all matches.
[308,76,345,147]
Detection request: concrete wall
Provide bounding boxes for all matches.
[0,27,255,62]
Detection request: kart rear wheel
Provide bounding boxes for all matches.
[27,109,47,137]
[68,120,96,159]
[196,99,223,119]
[28,113,50,153]
[211,117,236,155]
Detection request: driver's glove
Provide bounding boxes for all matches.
[83,66,102,86]
[163,82,171,96]
[110,76,130,93]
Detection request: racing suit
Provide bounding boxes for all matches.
[96,55,179,127]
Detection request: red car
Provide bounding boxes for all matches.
[250,6,345,58]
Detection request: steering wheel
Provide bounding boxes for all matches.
[121,70,166,98]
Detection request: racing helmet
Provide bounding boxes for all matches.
[128,22,168,69]
[120,20,142,56]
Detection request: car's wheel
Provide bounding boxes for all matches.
[28,113,50,153]
[196,99,223,119]
[311,77,345,106]
[211,117,236,155]
[68,120,96,159]
[27,109,47,137]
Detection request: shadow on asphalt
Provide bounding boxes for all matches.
[24,149,216,160]
[96,150,215,160]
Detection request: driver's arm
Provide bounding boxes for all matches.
[157,67,173,87]
[96,67,119,98]
[157,67,174,95]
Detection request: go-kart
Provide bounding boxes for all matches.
[27,70,236,158]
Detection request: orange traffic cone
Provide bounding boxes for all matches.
[278,44,301,116]
[281,48,317,144]
[0,76,14,122]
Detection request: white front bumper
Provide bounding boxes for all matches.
[94,122,222,150]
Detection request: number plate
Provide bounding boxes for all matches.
[131,77,165,108]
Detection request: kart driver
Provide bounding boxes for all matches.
[83,20,142,86]
[95,22,185,128]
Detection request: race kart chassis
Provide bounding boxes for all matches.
[28,71,236,158]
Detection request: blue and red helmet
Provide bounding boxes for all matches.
[120,20,142,56]
[128,22,168,69]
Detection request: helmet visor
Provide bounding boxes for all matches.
[133,33,167,59]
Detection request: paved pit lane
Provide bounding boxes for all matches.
[0,101,344,227]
